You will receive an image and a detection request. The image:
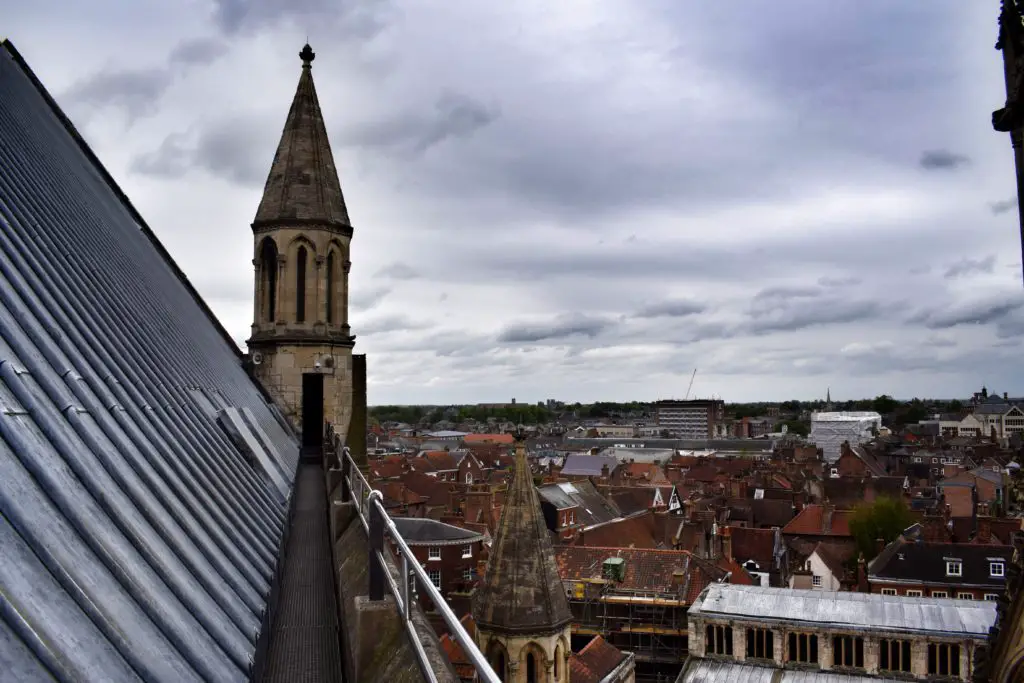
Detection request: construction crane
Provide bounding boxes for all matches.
[684,368,697,400]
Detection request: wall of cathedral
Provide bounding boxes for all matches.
[252,345,353,436]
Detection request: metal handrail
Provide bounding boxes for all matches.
[333,436,500,683]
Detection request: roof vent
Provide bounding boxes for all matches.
[602,557,626,583]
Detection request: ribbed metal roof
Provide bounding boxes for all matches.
[690,584,997,638]
[0,40,298,682]
[679,659,896,682]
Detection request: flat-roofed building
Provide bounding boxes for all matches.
[655,400,725,439]
[680,584,996,681]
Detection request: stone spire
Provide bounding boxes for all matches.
[253,43,351,229]
[472,431,572,635]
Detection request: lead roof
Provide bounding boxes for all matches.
[0,39,298,682]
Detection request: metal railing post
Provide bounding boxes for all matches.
[368,491,385,601]
[341,446,352,503]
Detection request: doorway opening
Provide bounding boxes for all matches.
[301,372,324,460]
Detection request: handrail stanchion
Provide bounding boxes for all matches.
[368,490,385,602]
[341,447,500,683]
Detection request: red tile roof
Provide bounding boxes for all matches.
[782,505,852,537]
[554,546,727,603]
[438,613,477,680]
[464,433,515,445]
[728,526,777,566]
[577,512,657,549]
[569,635,627,683]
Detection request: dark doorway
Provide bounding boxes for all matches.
[301,372,324,460]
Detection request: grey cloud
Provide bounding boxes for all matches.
[350,286,392,311]
[497,314,610,343]
[818,276,862,288]
[132,118,273,185]
[342,91,500,156]
[63,68,173,120]
[211,0,396,42]
[990,197,1017,215]
[923,335,957,348]
[129,134,192,178]
[753,285,821,300]
[995,307,1024,339]
[374,262,420,280]
[909,294,1024,330]
[169,38,229,67]
[192,119,272,185]
[748,298,881,334]
[919,149,969,171]
[356,314,432,336]
[634,299,705,318]
[944,255,996,279]
[64,37,228,122]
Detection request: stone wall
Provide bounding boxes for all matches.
[253,345,353,432]
[326,471,460,683]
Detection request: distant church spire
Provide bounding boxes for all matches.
[826,387,831,404]
[472,432,572,635]
[252,43,351,229]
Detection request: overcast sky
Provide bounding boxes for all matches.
[6,1,1023,405]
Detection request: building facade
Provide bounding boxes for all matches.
[246,44,356,446]
[655,400,725,439]
[683,584,996,681]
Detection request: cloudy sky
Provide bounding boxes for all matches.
[6,1,1024,404]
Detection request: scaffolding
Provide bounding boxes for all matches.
[566,576,689,683]
[810,411,882,462]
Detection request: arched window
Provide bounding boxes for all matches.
[296,246,307,323]
[491,649,505,682]
[326,251,335,323]
[526,652,537,683]
[554,644,562,680]
[259,238,278,322]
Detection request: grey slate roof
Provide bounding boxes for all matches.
[561,453,618,477]
[690,584,997,638]
[566,437,777,452]
[537,480,620,526]
[393,518,485,546]
[0,40,297,682]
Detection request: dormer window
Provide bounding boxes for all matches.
[991,561,1006,578]
[946,559,962,577]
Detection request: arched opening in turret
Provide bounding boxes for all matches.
[554,643,562,680]
[295,245,307,323]
[526,652,537,683]
[487,642,507,682]
[326,250,335,323]
[259,237,278,322]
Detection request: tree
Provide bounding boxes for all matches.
[871,395,899,415]
[847,497,914,561]
[781,419,809,437]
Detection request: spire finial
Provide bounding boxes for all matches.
[299,43,315,67]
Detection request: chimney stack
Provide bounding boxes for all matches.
[721,525,733,562]
[857,553,869,592]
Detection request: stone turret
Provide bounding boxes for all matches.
[247,44,357,446]
[472,430,572,682]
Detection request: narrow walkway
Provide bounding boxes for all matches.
[261,463,344,682]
